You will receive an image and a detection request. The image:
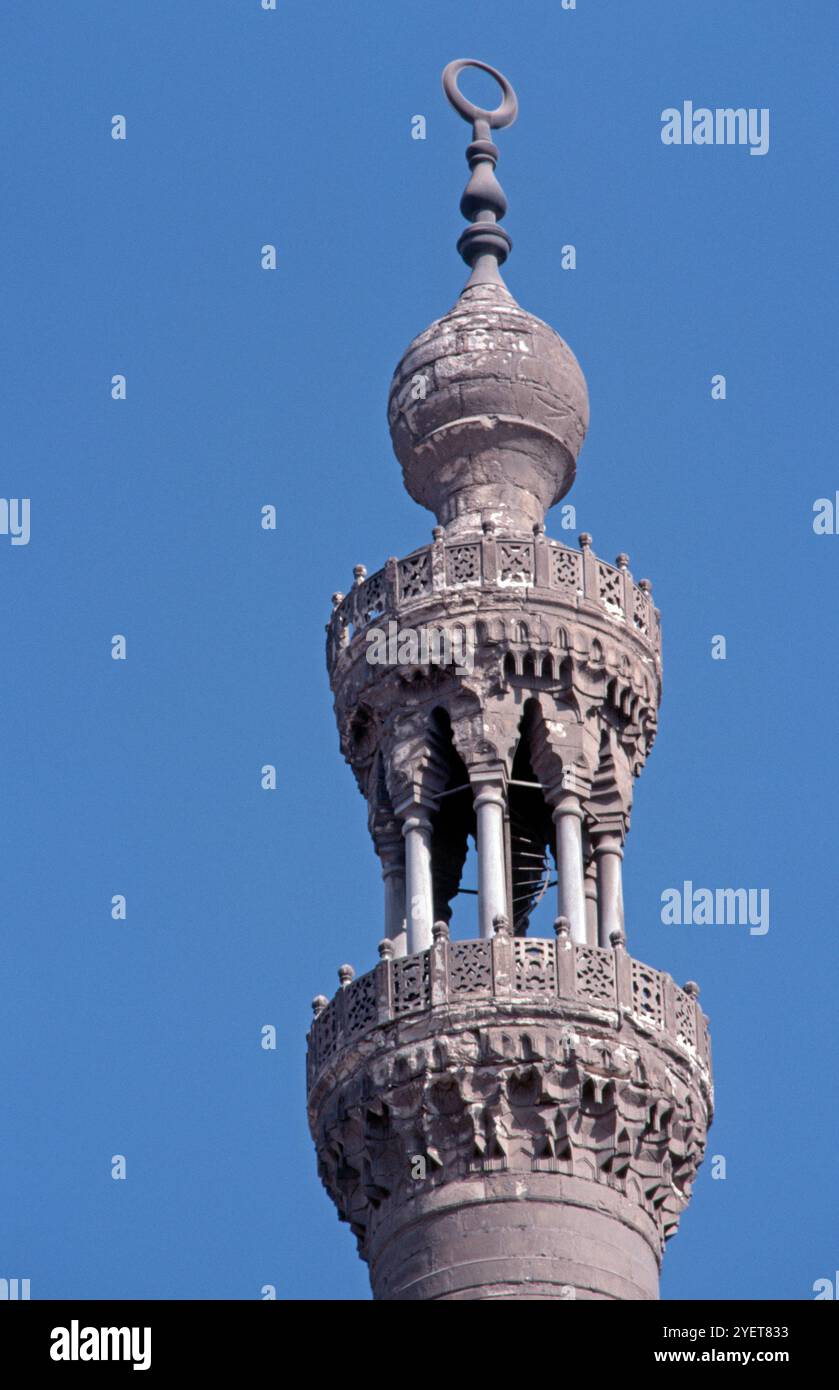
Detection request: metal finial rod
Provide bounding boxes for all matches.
[442,59,519,286]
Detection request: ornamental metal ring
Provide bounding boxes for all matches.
[442,59,518,130]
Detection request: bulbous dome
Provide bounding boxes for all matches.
[387,280,589,537]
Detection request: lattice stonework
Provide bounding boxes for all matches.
[445,543,481,586]
[397,552,432,600]
[550,545,581,591]
[355,570,387,627]
[313,1001,339,1066]
[514,939,555,993]
[574,946,616,1005]
[598,563,623,611]
[498,542,534,584]
[345,970,378,1035]
[449,940,493,996]
[631,961,664,1027]
[633,585,649,635]
[700,1014,711,1063]
[674,988,697,1050]
[392,951,430,1015]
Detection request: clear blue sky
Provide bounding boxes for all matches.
[2,0,836,1300]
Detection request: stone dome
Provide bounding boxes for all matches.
[387,280,589,538]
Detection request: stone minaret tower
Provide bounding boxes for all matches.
[308,60,713,1301]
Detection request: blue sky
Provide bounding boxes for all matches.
[1,0,836,1300]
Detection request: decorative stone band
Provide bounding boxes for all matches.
[327,531,660,676]
[307,930,713,1296]
[307,931,710,1093]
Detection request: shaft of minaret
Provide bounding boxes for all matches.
[311,57,712,1303]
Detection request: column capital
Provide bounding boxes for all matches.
[545,763,592,813]
[591,825,625,857]
[469,765,507,791]
[587,803,628,843]
[473,783,507,812]
[376,825,405,870]
[395,797,434,833]
[551,793,585,822]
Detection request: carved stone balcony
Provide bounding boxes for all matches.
[326,529,662,686]
[308,927,709,1093]
[307,925,713,1299]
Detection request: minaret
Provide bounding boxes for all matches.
[308,59,713,1301]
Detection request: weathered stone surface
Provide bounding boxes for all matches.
[388,283,589,538]
[310,59,714,1301]
[308,932,712,1301]
[327,532,659,922]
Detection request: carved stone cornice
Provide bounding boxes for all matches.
[327,532,661,686]
[327,534,660,810]
[307,932,712,1298]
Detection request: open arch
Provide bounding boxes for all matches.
[507,700,557,936]
[425,708,476,931]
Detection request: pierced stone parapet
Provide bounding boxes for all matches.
[326,532,661,679]
[307,932,711,1090]
[307,933,712,1298]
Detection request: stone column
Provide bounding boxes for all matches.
[594,830,625,948]
[379,834,407,958]
[401,805,434,953]
[584,855,598,946]
[553,793,586,944]
[473,780,508,940]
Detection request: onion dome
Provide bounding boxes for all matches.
[387,60,589,539]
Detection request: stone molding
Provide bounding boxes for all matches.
[307,931,713,1283]
[327,531,661,679]
[308,931,711,1087]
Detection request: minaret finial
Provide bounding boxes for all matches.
[442,59,518,287]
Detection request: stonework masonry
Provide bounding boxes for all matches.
[307,59,713,1300]
[309,922,711,1299]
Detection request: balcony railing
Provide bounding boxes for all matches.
[307,923,710,1089]
[327,529,661,671]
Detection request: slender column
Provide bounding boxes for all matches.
[553,794,586,944]
[594,831,625,948]
[584,855,598,946]
[401,806,434,953]
[473,782,508,939]
[380,835,407,958]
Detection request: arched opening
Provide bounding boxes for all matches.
[508,701,556,936]
[426,708,476,936]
